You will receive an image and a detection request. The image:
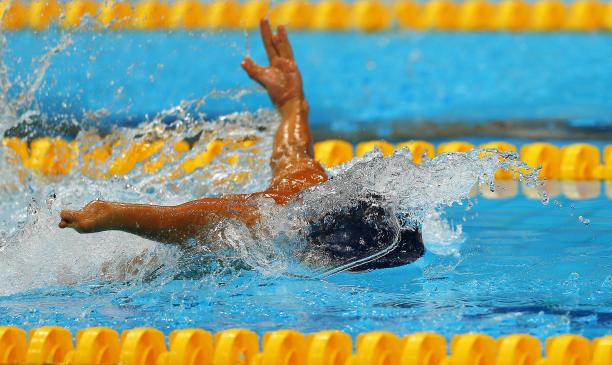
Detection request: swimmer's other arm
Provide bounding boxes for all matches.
[59,196,260,245]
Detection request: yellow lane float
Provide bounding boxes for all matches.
[560,143,601,180]
[394,1,422,29]
[566,0,605,31]
[545,334,592,365]
[73,328,121,365]
[0,326,609,364]
[520,142,561,179]
[107,140,165,175]
[396,140,435,164]
[4,137,612,187]
[605,2,612,30]
[312,0,350,30]
[307,331,352,365]
[0,0,28,30]
[60,0,98,28]
[180,139,226,174]
[168,0,206,29]
[213,329,259,365]
[495,0,531,31]
[241,0,270,30]
[531,0,566,30]
[496,334,542,365]
[459,0,495,31]
[400,332,446,365]
[437,141,475,154]
[446,333,497,365]
[1,0,610,31]
[421,0,459,30]
[25,138,79,176]
[0,326,27,364]
[479,141,518,180]
[314,139,354,167]
[270,0,314,29]
[26,327,74,364]
[350,0,391,32]
[350,332,400,365]
[355,140,395,157]
[99,1,134,29]
[119,328,167,365]
[28,0,62,31]
[206,0,241,29]
[132,0,170,29]
[157,329,213,365]
[592,335,612,365]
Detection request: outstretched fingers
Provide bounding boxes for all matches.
[260,19,278,62]
[241,57,265,83]
[276,25,294,60]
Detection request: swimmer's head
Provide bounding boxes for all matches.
[304,193,424,272]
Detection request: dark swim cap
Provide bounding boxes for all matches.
[304,194,424,272]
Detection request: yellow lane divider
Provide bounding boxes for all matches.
[315,139,612,182]
[479,141,517,180]
[355,140,396,157]
[5,137,612,182]
[0,326,610,365]
[1,0,612,32]
[2,136,260,178]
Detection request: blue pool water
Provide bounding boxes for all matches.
[0,185,610,340]
[4,31,612,131]
[0,29,611,341]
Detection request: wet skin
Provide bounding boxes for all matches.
[59,20,328,245]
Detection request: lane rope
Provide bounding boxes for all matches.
[1,0,611,32]
[0,326,610,365]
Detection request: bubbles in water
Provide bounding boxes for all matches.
[578,215,590,225]
[421,211,464,256]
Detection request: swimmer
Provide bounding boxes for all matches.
[59,20,423,271]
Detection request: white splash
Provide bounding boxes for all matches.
[0,26,545,294]
[0,33,73,134]
[0,100,546,294]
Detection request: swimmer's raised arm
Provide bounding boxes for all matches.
[242,20,326,192]
[59,196,260,245]
[242,20,316,162]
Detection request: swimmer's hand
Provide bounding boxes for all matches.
[59,200,113,233]
[241,19,304,107]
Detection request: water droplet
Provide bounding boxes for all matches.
[465,201,473,212]
[578,216,590,225]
